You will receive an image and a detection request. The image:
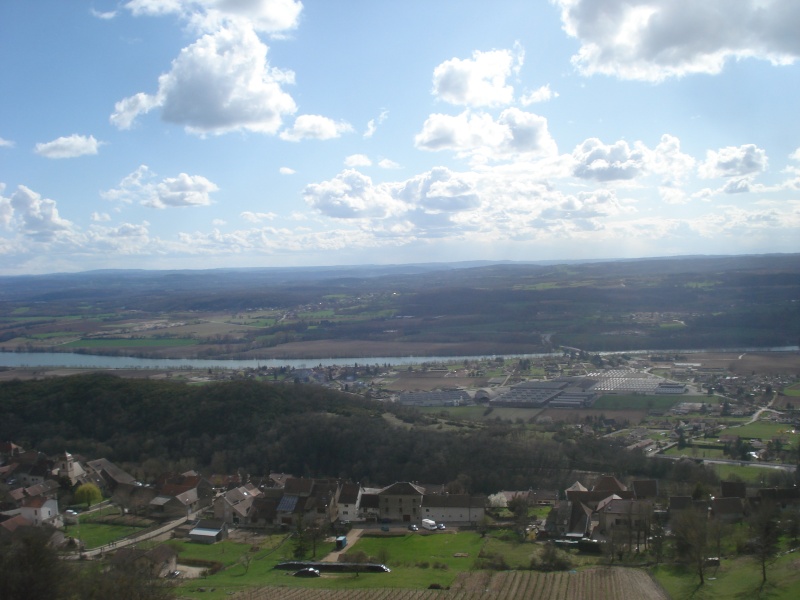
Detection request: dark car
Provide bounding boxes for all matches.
[436,523,446,530]
[408,524,419,531]
[293,568,321,577]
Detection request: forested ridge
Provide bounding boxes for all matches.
[0,374,669,492]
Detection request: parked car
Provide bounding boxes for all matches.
[436,523,446,530]
[408,524,419,531]
[293,568,321,577]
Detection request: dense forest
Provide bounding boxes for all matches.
[0,374,739,493]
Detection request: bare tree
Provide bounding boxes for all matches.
[673,507,710,585]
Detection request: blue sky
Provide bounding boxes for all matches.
[1,0,799,275]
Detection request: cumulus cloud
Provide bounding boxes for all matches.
[91,212,112,222]
[432,48,520,107]
[344,154,372,167]
[572,138,648,181]
[280,115,353,141]
[0,137,14,148]
[699,144,768,178]
[279,166,296,175]
[378,158,401,169]
[519,84,558,105]
[34,134,102,159]
[554,0,800,82]
[303,170,405,219]
[415,108,557,160]
[111,22,297,135]
[103,165,218,208]
[7,185,75,242]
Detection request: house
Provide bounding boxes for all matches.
[597,498,653,544]
[149,473,213,519]
[213,484,262,525]
[337,482,362,522]
[377,482,425,522]
[112,544,178,577]
[421,494,486,525]
[85,458,137,495]
[272,477,341,528]
[189,519,228,544]
[2,496,62,528]
[632,479,659,500]
[720,480,747,499]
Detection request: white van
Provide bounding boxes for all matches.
[421,518,437,530]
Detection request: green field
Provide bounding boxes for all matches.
[727,421,798,442]
[65,523,145,549]
[593,395,681,411]
[783,383,800,397]
[653,551,800,599]
[63,338,198,348]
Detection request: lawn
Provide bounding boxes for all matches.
[65,522,144,549]
[652,551,800,599]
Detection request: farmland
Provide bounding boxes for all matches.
[231,568,668,600]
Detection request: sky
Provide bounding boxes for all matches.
[1,0,800,275]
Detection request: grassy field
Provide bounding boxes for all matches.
[593,395,681,411]
[652,551,800,599]
[727,421,798,442]
[65,522,145,549]
[63,338,198,348]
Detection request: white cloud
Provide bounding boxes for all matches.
[103,165,218,208]
[432,48,520,107]
[111,22,297,135]
[280,114,353,141]
[554,0,800,82]
[7,185,75,242]
[520,84,558,105]
[415,108,557,160]
[279,166,296,175]
[212,218,226,226]
[364,109,389,138]
[699,144,768,178]
[571,138,647,181]
[125,0,302,33]
[303,170,405,219]
[378,158,401,169]
[91,212,112,222]
[34,134,102,159]
[649,134,696,187]
[344,154,372,167]
[0,137,14,148]
[90,8,117,19]
[241,211,276,222]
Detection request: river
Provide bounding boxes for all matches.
[0,351,556,370]
[0,346,795,371]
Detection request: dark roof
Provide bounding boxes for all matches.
[632,479,659,499]
[592,475,627,493]
[720,480,747,499]
[359,493,380,509]
[712,497,745,516]
[669,496,693,510]
[284,477,314,495]
[379,482,425,496]
[338,482,361,505]
[277,495,299,513]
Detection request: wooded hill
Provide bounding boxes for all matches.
[1,254,798,357]
[0,374,674,492]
